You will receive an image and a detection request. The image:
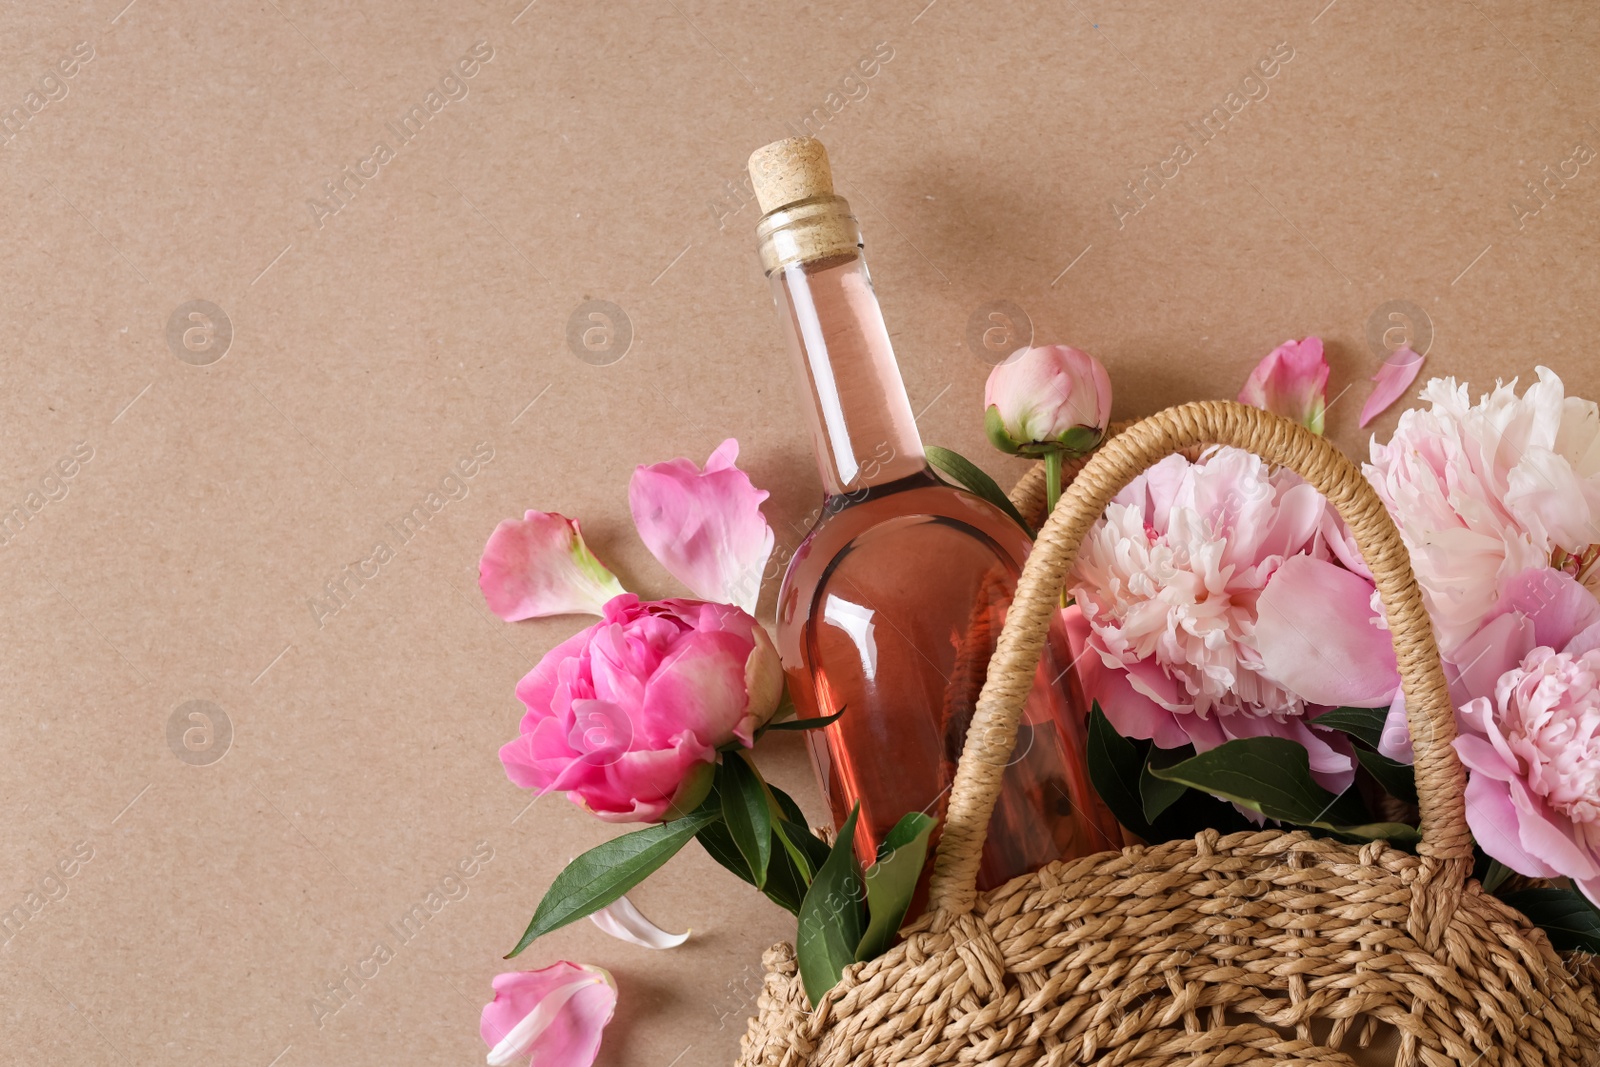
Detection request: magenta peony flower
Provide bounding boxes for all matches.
[1365,368,1600,657]
[984,344,1112,456]
[1067,447,1398,790]
[480,962,616,1067]
[1238,336,1330,434]
[499,595,783,823]
[628,439,774,615]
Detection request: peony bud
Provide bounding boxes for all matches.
[984,345,1112,457]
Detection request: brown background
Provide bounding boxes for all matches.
[3,1,1598,1064]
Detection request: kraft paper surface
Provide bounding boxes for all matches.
[3,1,1597,1064]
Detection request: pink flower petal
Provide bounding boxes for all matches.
[1445,612,1534,708]
[481,963,616,1067]
[1176,714,1229,754]
[1377,693,1412,763]
[1358,346,1424,428]
[1497,567,1600,651]
[480,512,627,621]
[1453,732,1516,783]
[1507,776,1600,881]
[1255,556,1400,707]
[1062,607,1189,748]
[1463,773,1561,880]
[629,440,774,614]
[1238,337,1329,434]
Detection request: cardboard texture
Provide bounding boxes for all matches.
[3,1,1597,1063]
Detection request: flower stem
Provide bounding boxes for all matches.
[1044,450,1065,609]
[1044,450,1063,521]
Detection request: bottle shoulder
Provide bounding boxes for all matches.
[776,473,1035,632]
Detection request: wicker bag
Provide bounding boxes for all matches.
[739,400,1600,1067]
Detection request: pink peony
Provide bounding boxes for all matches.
[984,344,1112,456]
[480,962,616,1067]
[1365,368,1600,657]
[1068,447,1399,790]
[1374,566,1600,901]
[499,595,783,823]
[1455,621,1600,903]
[628,439,774,615]
[1238,337,1330,434]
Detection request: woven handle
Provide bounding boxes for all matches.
[926,401,1473,917]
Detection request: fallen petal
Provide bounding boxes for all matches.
[1238,337,1329,434]
[1358,346,1424,427]
[629,439,774,614]
[479,512,627,621]
[481,963,616,1067]
[588,894,690,948]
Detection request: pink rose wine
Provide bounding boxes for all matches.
[748,138,1121,896]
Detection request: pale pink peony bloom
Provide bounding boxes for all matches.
[499,595,783,823]
[479,512,627,621]
[1451,579,1600,902]
[1238,337,1330,434]
[1068,447,1398,790]
[480,962,616,1067]
[629,439,775,615]
[1365,368,1600,657]
[1359,346,1425,428]
[984,344,1112,456]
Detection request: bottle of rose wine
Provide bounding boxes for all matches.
[748,138,1121,895]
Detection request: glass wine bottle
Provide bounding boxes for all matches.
[748,138,1122,896]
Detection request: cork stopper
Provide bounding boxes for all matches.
[748,138,835,214]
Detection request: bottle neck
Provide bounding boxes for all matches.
[765,231,927,497]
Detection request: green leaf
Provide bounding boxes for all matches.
[1501,888,1600,954]
[759,709,845,734]
[507,808,718,957]
[1354,746,1418,806]
[1058,425,1104,455]
[1481,859,1514,895]
[765,783,830,881]
[760,833,813,915]
[854,812,936,963]
[1086,704,1155,839]
[1151,737,1417,844]
[1310,706,1388,750]
[983,404,1022,455]
[1139,746,1190,823]
[1323,821,1422,844]
[1085,705,1256,844]
[697,819,809,914]
[768,784,811,828]
[1151,737,1345,823]
[719,753,772,889]
[796,804,865,1004]
[695,820,753,884]
[925,445,1034,536]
